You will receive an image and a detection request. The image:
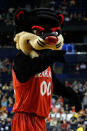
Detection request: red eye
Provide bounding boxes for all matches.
[32,26,45,31]
[51,27,61,32]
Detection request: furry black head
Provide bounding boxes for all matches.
[14,8,64,51]
[15,8,64,33]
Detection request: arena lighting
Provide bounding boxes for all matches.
[76,52,87,54]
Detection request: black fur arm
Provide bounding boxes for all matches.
[13,50,65,82]
[51,68,81,112]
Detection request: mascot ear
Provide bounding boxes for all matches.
[15,9,25,24]
[58,14,64,25]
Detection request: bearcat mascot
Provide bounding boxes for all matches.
[11,8,81,131]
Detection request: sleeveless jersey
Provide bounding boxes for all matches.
[12,66,53,117]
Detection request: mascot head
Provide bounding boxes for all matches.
[14,8,64,58]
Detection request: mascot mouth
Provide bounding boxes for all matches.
[37,39,61,49]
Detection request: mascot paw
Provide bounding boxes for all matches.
[30,51,39,58]
[14,31,39,58]
[14,31,26,49]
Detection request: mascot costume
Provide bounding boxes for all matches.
[11,8,81,131]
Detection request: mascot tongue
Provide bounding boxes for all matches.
[45,36,58,45]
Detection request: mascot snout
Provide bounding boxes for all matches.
[45,36,58,45]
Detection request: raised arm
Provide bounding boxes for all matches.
[13,50,65,82]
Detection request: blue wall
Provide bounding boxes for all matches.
[0,48,19,59]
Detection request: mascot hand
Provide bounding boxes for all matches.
[42,49,66,63]
[69,94,82,112]
[14,31,39,58]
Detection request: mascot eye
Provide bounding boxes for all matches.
[52,31,59,36]
[32,29,44,36]
[33,29,37,34]
[32,25,44,35]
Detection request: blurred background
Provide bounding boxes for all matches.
[0,0,87,131]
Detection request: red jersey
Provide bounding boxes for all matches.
[12,66,53,117]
